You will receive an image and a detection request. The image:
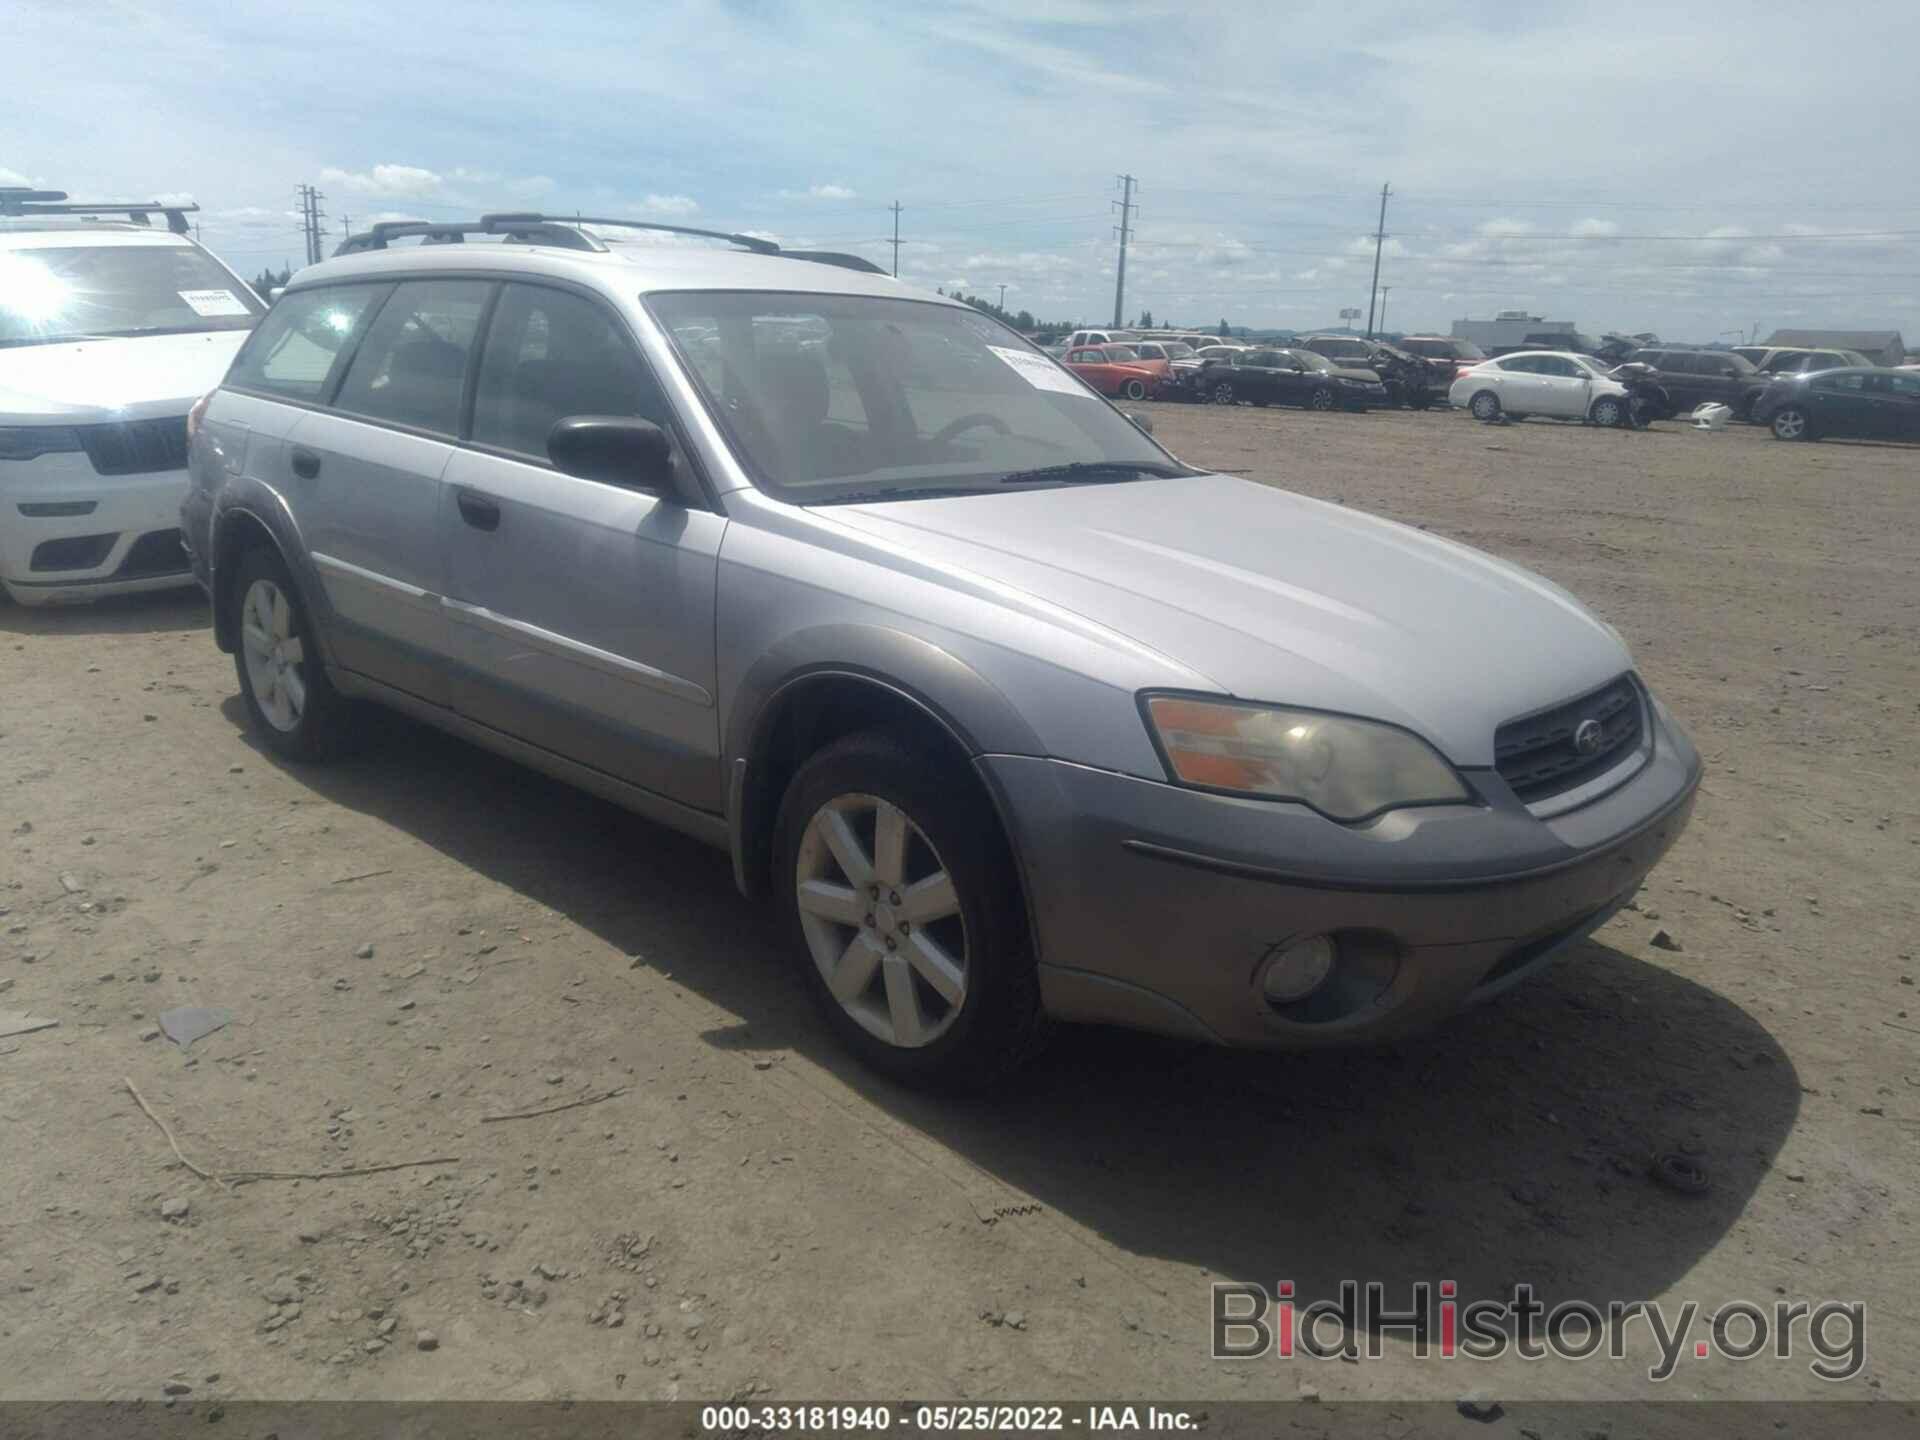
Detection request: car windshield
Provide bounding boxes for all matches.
[1290,350,1334,372]
[0,243,265,347]
[1104,345,1141,360]
[649,291,1186,504]
[1160,342,1195,358]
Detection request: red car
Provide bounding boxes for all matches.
[1063,344,1165,400]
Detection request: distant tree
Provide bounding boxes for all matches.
[1014,309,1035,330]
[1137,308,1154,328]
[1218,318,1231,337]
[251,264,292,297]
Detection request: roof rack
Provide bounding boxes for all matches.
[332,211,889,275]
[0,188,198,235]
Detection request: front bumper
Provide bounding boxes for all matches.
[1,452,196,606]
[980,701,1701,1049]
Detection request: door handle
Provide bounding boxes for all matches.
[290,445,321,480]
[456,490,502,532]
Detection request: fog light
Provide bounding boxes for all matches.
[1262,934,1336,1004]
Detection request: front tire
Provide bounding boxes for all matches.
[1309,386,1336,412]
[1589,395,1625,427]
[1469,390,1502,423]
[774,731,1045,1091]
[1122,378,1147,401]
[1210,381,1236,405]
[1771,406,1813,441]
[231,546,354,762]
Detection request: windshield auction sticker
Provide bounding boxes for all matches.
[988,345,1092,397]
[177,289,253,317]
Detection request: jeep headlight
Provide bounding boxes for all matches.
[1143,695,1469,821]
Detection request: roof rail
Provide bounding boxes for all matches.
[0,188,198,235]
[331,212,894,277]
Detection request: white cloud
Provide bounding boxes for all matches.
[318,164,446,199]
[636,193,701,217]
[0,166,37,187]
[1570,218,1620,238]
[778,183,858,201]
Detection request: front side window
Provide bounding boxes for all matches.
[471,283,673,460]
[0,242,265,348]
[1884,372,1920,397]
[226,283,386,403]
[333,279,492,436]
[649,291,1182,503]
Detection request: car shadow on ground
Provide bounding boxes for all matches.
[243,701,1799,1315]
[0,587,210,637]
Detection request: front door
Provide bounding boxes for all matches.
[290,277,492,707]
[440,280,725,814]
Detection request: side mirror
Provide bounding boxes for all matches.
[1125,410,1154,434]
[548,415,674,494]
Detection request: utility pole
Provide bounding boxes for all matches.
[340,215,351,243]
[888,202,903,277]
[1364,181,1391,339]
[295,184,327,266]
[998,283,1007,312]
[1379,286,1391,335]
[1111,174,1136,329]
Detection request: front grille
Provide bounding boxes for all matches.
[76,416,190,476]
[115,528,190,579]
[1494,674,1644,803]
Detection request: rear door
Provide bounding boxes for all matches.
[1491,355,1548,410]
[1805,371,1875,435]
[440,280,725,812]
[1880,371,1920,439]
[283,277,492,706]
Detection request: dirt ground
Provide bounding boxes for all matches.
[3,405,1917,1418]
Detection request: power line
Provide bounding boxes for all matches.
[1111,174,1136,328]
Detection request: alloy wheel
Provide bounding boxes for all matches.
[794,793,968,1049]
[240,578,306,733]
[1311,387,1335,411]
[1772,408,1807,440]
[1212,382,1235,405]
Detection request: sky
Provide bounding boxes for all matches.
[5,0,1917,342]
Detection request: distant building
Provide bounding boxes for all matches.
[1763,329,1906,366]
[1451,310,1578,354]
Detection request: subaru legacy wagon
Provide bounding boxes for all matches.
[182,213,1700,1089]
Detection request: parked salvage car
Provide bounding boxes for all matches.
[1450,351,1634,426]
[1,188,264,605]
[1398,335,1487,390]
[1064,344,1163,399]
[1196,347,1388,411]
[1754,366,1920,442]
[182,211,1700,1090]
[1298,335,1437,408]
[1739,346,1875,378]
[1616,347,1767,420]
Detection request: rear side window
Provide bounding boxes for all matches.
[226,284,386,403]
[471,283,673,460]
[333,279,492,436]
[1814,372,1867,392]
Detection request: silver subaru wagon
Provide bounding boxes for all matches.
[183,213,1700,1090]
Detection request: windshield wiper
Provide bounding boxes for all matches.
[998,461,1185,486]
[813,484,997,505]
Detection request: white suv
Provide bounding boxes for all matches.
[1,189,264,605]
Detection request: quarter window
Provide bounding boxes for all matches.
[226,283,386,403]
[332,279,492,436]
[471,283,671,460]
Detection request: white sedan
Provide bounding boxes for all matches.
[1450,350,1631,426]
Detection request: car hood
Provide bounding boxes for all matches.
[831,474,1630,766]
[1328,366,1384,383]
[0,331,250,422]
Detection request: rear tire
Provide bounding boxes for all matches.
[1469,390,1502,423]
[230,545,355,762]
[774,731,1046,1092]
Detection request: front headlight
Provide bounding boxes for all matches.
[1143,695,1470,821]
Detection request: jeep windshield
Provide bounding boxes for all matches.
[648,291,1185,504]
[0,245,264,348]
